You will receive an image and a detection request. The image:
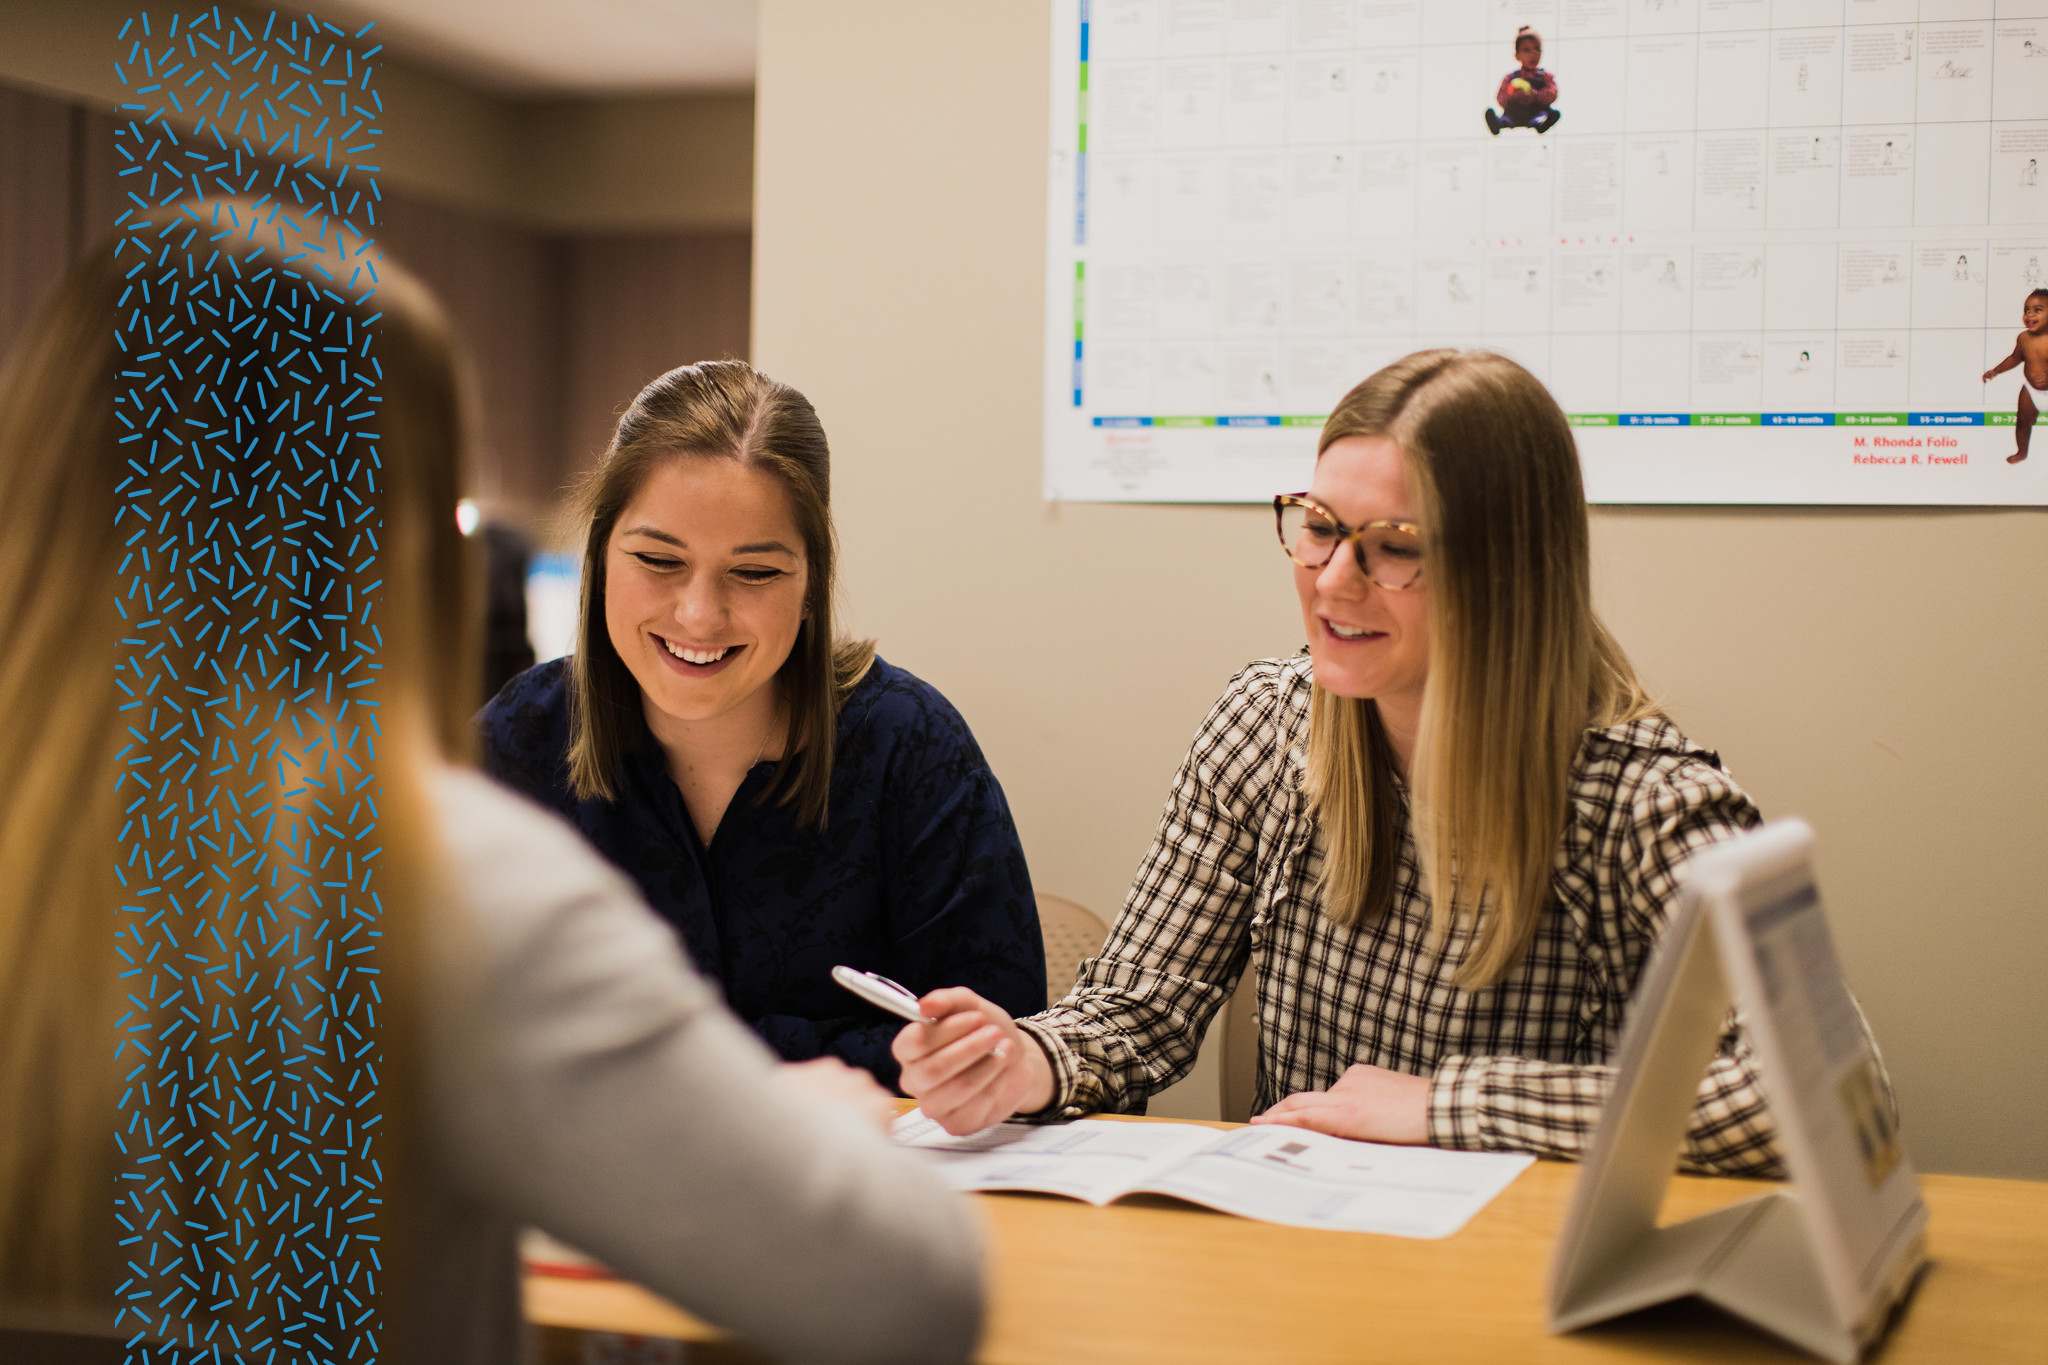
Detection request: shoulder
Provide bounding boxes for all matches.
[1208,652,1312,739]
[838,655,985,756]
[1177,653,1311,791]
[476,657,574,786]
[479,655,571,728]
[1571,715,1761,842]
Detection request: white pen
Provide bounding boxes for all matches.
[831,965,937,1024]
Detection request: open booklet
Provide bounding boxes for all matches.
[893,1111,1534,1239]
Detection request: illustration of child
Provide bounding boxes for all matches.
[1982,288,2048,464]
[1486,27,1560,135]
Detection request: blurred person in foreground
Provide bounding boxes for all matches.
[0,200,981,1365]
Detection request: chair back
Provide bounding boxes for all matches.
[1035,893,1110,1006]
[1218,976,1261,1123]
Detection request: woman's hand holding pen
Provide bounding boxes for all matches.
[892,988,1055,1135]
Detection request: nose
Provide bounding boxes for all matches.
[671,572,728,635]
[1316,538,1373,596]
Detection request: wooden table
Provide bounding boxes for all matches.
[525,1113,2048,1364]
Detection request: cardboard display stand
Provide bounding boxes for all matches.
[1549,819,1927,1363]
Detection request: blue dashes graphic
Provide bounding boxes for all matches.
[112,10,388,1362]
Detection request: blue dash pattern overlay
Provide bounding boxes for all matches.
[113,9,390,1363]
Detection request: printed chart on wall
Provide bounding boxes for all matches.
[1042,0,2048,505]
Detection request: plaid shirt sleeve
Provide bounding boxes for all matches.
[1427,751,1791,1176]
[1017,663,1287,1121]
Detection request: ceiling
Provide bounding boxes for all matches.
[302,0,757,96]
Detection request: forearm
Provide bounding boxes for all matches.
[1014,965,1226,1120]
[502,1005,984,1364]
[1427,1051,1782,1177]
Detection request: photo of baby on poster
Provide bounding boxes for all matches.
[1982,289,2048,464]
[1044,0,2048,506]
[1486,27,1559,135]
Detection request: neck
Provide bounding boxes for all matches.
[643,679,786,779]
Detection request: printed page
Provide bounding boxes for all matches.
[892,1112,1224,1204]
[1131,1124,1535,1238]
[1725,877,1924,1317]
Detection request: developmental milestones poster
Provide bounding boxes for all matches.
[1042,0,2048,504]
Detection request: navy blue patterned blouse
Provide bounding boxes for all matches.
[475,656,1046,1087]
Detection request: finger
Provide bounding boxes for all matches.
[899,1022,1008,1096]
[1251,1090,1326,1119]
[1254,1094,1342,1124]
[924,1051,1016,1133]
[892,1011,989,1065]
[913,1031,1022,1128]
[919,987,999,1023]
[1256,1104,1352,1137]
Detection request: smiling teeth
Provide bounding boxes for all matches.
[664,639,731,665]
[1329,624,1370,639]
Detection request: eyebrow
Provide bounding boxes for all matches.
[618,525,799,557]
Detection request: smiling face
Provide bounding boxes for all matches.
[2024,295,2048,334]
[1295,435,1432,718]
[603,457,809,732]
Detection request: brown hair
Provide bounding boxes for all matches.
[565,360,875,826]
[0,224,122,1332]
[1306,350,1655,987]
[0,199,478,1352]
[1516,25,1542,48]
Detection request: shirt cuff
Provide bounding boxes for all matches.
[1012,1018,1084,1122]
[1427,1054,1491,1150]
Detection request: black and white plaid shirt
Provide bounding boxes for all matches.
[1017,654,1799,1176]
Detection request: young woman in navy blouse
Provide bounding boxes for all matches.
[478,360,1045,1085]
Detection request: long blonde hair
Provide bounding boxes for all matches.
[0,201,478,1353]
[1306,350,1655,987]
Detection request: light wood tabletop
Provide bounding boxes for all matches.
[524,1112,2048,1365]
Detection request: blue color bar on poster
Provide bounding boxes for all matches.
[1763,413,1835,425]
[1909,412,1983,425]
[1621,413,1691,426]
[1220,415,1282,427]
[1093,415,1154,427]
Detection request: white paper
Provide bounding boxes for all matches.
[1044,0,2048,506]
[894,1111,1535,1238]
[891,1113,1221,1203]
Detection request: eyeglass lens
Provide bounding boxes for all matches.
[1277,503,1423,589]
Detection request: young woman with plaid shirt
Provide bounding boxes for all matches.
[895,351,1892,1177]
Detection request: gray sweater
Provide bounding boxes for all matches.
[415,768,984,1364]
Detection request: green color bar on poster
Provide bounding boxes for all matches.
[1568,414,1618,426]
[1073,262,1084,341]
[1839,413,1909,426]
[1156,415,1216,428]
[1078,61,1088,154]
[1694,413,1761,426]
[1281,414,1327,427]
[1985,411,2019,426]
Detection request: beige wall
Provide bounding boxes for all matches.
[755,1,2048,1176]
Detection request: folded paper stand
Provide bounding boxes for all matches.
[1548,819,1927,1363]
